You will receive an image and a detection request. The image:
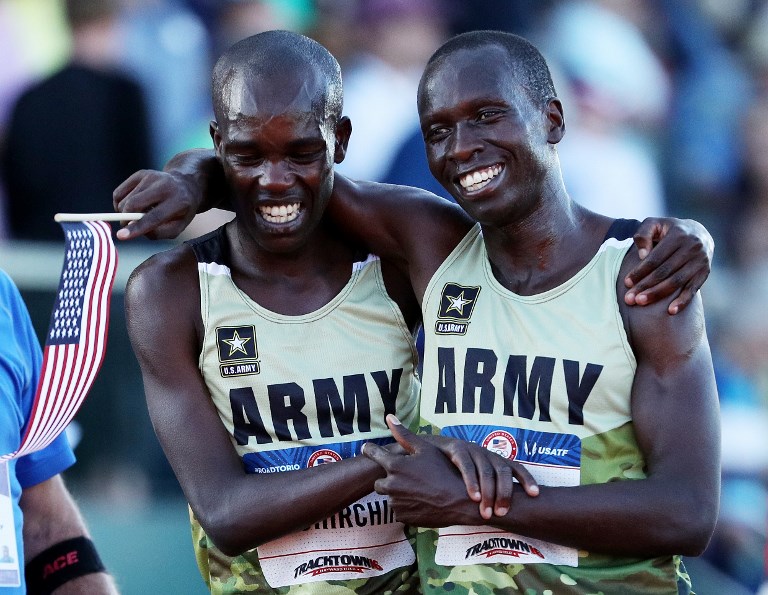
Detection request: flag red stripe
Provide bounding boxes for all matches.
[6,220,118,459]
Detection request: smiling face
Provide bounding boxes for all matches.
[418,43,563,227]
[211,48,349,255]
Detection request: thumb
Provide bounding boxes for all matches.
[386,415,421,455]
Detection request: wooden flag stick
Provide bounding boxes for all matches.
[54,212,144,222]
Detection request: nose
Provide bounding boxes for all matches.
[446,122,482,163]
[257,160,293,192]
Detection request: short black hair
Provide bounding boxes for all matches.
[212,30,343,123]
[419,30,557,107]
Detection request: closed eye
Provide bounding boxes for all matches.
[290,149,325,164]
[477,109,504,122]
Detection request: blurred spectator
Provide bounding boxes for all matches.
[707,276,768,593]
[732,96,768,271]
[1,0,152,241]
[540,0,669,220]
[336,0,451,182]
[656,0,754,262]
[0,0,71,241]
[118,0,210,166]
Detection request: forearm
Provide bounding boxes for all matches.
[21,477,118,594]
[49,572,118,595]
[198,454,387,555]
[487,477,711,557]
[22,477,92,560]
[163,148,229,212]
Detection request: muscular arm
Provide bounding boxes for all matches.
[368,249,721,557]
[125,250,389,556]
[21,476,118,594]
[488,270,720,556]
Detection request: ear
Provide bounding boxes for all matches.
[333,116,352,164]
[210,120,223,156]
[545,98,565,144]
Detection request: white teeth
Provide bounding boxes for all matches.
[459,165,502,192]
[258,202,301,223]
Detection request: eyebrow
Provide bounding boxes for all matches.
[225,137,325,151]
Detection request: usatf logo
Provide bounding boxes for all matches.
[294,554,383,579]
[482,430,518,460]
[216,325,260,377]
[308,449,342,467]
[465,537,545,560]
[435,283,480,335]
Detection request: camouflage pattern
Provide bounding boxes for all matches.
[417,534,692,595]
[191,510,422,594]
[415,423,693,594]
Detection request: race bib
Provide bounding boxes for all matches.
[247,440,415,587]
[435,425,580,567]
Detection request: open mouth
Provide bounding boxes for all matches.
[458,164,503,193]
[258,202,302,224]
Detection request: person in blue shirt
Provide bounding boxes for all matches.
[0,269,116,594]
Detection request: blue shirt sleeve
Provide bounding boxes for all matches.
[0,269,75,486]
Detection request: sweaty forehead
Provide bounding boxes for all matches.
[420,45,518,114]
[221,66,327,123]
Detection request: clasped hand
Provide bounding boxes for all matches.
[361,415,539,527]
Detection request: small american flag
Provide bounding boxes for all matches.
[2,220,117,460]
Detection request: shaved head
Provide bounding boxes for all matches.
[212,30,343,125]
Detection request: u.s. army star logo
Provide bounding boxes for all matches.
[223,329,251,356]
[216,325,260,377]
[436,283,480,335]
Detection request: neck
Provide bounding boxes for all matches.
[231,220,351,280]
[480,196,601,295]
[226,220,359,316]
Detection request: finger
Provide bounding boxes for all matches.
[624,251,689,305]
[116,199,186,240]
[446,449,482,504]
[385,415,422,455]
[631,219,665,264]
[666,276,705,315]
[361,442,394,470]
[373,476,390,496]
[469,452,497,520]
[624,238,680,290]
[112,170,146,210]
[510,464,539,498]
[627,255,705,309]
[492,465,513,517]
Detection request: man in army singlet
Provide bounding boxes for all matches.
[356,32,721,594]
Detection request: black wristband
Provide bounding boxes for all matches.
[25,536,106,595]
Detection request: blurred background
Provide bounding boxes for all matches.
[0,0,766,593]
